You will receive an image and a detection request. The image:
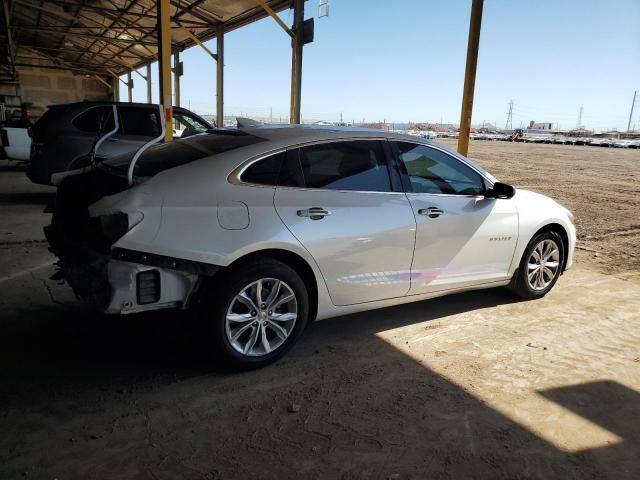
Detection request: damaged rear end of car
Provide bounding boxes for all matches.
[43,129,267,315]
[45,167,203,314]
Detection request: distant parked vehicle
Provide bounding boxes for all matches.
[27,102,213,185]
[0,113,32,162]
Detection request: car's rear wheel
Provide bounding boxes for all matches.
[510,231,564,299]
[198,258,309,368]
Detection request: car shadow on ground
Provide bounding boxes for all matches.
[0,286,636,478]
[0,286,521,386]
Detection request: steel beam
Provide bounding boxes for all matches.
[127,71,133,102]
[113,76,119,101]
[146,62,152,103]
[291,0,303,124]
[8,61,107,76]
[94,74,112,90]
[179,25,217,59]
[216,22,224,128]
[173,47,180,107]
[457,0,484,156]
[158,0,173,141]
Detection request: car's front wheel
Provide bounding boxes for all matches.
[198,258,309,368]
[510,231,564,299]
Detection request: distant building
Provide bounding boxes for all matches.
[531,122,553,130]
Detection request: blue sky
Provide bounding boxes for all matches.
[122,0,640,131]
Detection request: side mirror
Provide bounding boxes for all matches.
[487,182,515,199]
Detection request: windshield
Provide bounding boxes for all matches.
[100,131,266,177]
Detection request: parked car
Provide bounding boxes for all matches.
[27,102,213,185]
[45,126,576,368]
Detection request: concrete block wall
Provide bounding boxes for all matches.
[8,50,111,119]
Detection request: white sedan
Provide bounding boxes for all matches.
[46,127,576,368]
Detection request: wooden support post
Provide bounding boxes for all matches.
[457,0,484,156]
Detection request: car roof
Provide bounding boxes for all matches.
[47,101,189,111]
[240,125,433,144]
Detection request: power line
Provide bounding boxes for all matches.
[505,99,514,129]
[627,90,637,132]
[576,106,583,129]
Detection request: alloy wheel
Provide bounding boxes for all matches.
[527,239,561,291]
[225,278,298,357]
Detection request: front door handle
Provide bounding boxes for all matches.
[418,207,444,218]
[297,207,331,220]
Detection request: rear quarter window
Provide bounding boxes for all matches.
[240,152,285,186]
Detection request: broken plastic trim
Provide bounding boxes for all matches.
[112,247,220,276]
[127,104,166,186]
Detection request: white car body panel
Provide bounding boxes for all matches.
[70,127,575,320]
[274,187,416,305]
[510,189,576,273]
[407,193,519,294]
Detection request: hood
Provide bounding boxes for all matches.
[514,188,571,216]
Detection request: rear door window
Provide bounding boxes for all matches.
[294,140,391,192]
[72,106,115,133]
[118,106,161,137]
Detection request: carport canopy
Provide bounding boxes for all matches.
[2,0,289,76]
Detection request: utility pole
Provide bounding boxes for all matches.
[577,106,583,129]
[627,90,637,132]
[505,99,514,129]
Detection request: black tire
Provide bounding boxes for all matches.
[196,258,309,369]
[509,230,565,300]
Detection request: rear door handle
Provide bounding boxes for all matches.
[297,207,331,220]
[418,207,444,218]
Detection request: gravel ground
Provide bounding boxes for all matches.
[0,143,639,480]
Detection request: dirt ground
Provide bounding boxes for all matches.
[1,141,639,479]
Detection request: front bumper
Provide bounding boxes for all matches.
[564,221,577,271]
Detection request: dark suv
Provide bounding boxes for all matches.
[27,102,213,185]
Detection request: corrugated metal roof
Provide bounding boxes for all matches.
[3,0,289,77]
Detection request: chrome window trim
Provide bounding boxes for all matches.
[227,136,496,195]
